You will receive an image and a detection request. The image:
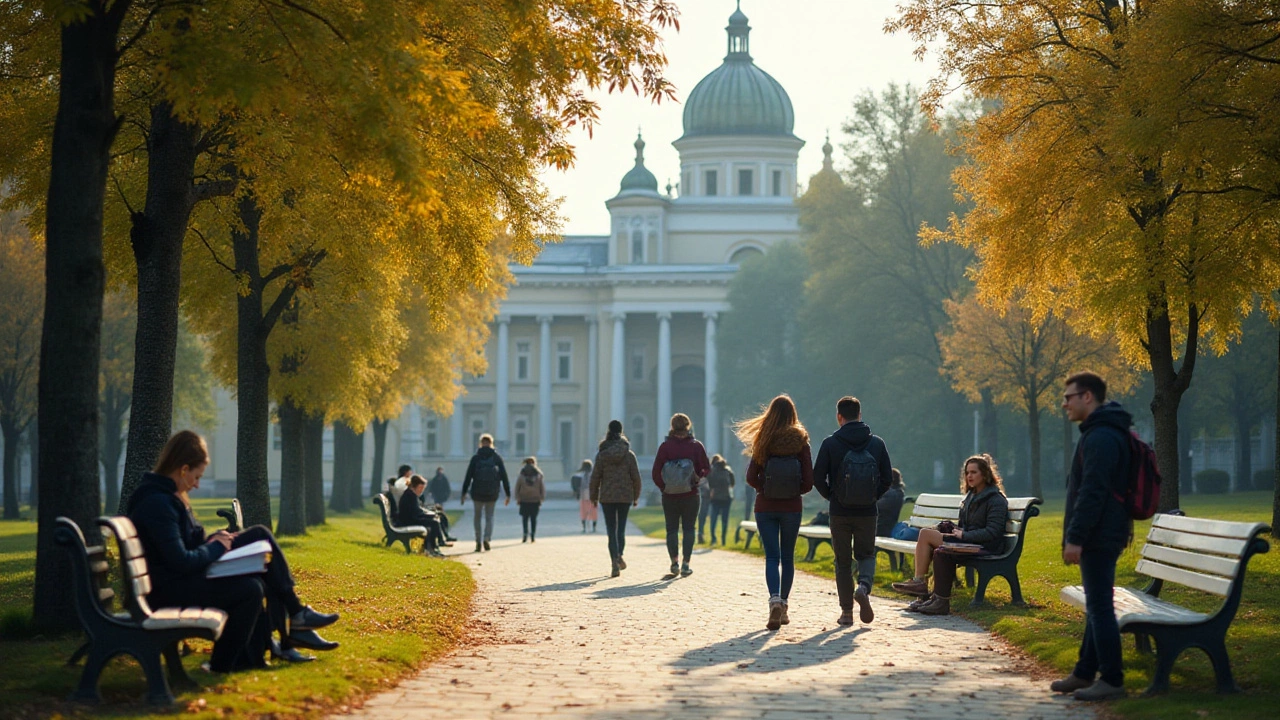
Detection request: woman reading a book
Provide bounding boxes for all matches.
[127,430,340,671]
[890,454,1009,616]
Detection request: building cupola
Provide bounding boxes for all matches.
[618,132,659,193]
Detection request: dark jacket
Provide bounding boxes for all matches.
[875,486,906,537]
[812,421,893,517]
[956,485,1010,554]
[427,471,451,504]
[126,472,226,589]
[461,446,510,501]
[1065,401,1134,551]
[745,425,814,514]
[652,433,711,499]
[397,488,436,527]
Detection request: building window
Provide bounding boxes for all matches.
[772,170,783,197]
[558,418,574,466]
[515,340,531,381]
[631,230,644,263]
[556,340,573,381]
[513,416,528,456]
[631,414,647,455]
[470,416,487,448]
[630,344,646,382]
[616,231,627,264]
[705,169,718,196]
[648,231,658,263]
[272,423,282,451]
[425,416,439,455]
[738,168,753,196]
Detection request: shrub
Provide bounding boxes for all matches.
[1254,469,1276,492]
[1194,469,1231,494]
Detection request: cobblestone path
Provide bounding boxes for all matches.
[345,504,1095,719]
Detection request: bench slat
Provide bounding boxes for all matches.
[1141,543,1240,579]
[798,526,831,538]
[1146,527,1249,558]
[740,521,757,532]
[132,575,152,598]
[1152,513,1268,541]
[1061,585,1210,626]
[1006,497,1040,511]
[1135,558,1233,596]
[876,537,917,555]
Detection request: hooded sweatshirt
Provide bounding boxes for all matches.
[812,421,893,517]
[514,464,546,504]
[461,446,510,501]
[591,435,644,504]
[1065,401,1134,551]
[745,425,814,514]
[651,433,711,499]
[126,471,226,590]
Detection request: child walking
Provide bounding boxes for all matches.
[515,457,546,542]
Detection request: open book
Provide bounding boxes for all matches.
[206,539,272,579]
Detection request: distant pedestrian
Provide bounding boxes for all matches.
[573,459,598,533]
[876,469,907,538]
[461,434,510,552]
[705,455,736,545]
[389,464,413,504]
[812,396,892,626]
[1053,371,1134,702]
[590,420,643,577]
[736,395,813,631]
[514,457,546,543]
[696,478,712,543]
[427,466,452,505]
[653,413,710,577]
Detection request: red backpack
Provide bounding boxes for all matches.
[1117,431,1162,520]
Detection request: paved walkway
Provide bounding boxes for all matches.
[346,505,1095,719]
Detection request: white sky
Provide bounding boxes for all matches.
[539,0,940,236]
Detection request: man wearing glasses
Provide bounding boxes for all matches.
[1053,371,1134,702]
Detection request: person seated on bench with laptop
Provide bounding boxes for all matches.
[127,430,340,672]
[892,455,1008,615]
[399,475,448,557]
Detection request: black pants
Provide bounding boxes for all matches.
[601,503,630,559]
[829,514,877,610]
[233,526,306,647]
[519,502,541,537]
[662,494,699,562]
[151,572,265,672]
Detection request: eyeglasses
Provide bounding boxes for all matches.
[1062,391,1086,402]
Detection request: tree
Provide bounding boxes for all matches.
[940,295,1137,499]
[891,0,1280,510]
[0,207,42,519]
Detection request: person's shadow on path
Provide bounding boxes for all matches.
[672,626,868,673]
[522,577,611,592]
[590,577,676,600]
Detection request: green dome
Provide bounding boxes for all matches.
[681,7,795,138]
[619,134,658,192]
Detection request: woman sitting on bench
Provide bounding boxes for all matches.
[127,430,340,672]
[891,454,1009,615]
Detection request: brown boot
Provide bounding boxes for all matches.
[891,577,930,597]
[917,594,951,616]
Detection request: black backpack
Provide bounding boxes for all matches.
[471,454,501,501]
[707,466,734,501]
[762,456,803,499]
[836,443,879,507]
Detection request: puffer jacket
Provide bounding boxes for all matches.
[956,484,1010,554]
[590,436,643,504]
[745,425,814,514]
[514,465,545,504]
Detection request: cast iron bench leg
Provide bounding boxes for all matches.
[164,642,196,690]
[1206,637,1241,694]
[138,645,176,706]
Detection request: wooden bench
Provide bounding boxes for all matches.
[876,492,1042,606]
[739,521,837,563]
[1060,513,1271,695]
[215,498,244,532]
[738,520,758,548]
[55,516,227,705]
[374,493,428,553]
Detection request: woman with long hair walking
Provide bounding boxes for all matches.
[735,395,813,630]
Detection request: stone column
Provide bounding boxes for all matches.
[495,316,510,449]
[587,316,599,443]
[610,312,626,424]
[704,312,719,457]
[537,314,553,456]
[449,393,465,457]
[657,311,672,432]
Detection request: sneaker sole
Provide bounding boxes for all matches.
[766,607,783,631]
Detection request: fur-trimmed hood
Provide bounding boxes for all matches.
[764,425,809,457]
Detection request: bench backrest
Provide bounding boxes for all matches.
[905,493,1041,556]
[98,516,156,621]
[374,493,397,532]
[1138,513,1271,597]
[54,517,118,631]
[217,499,244,532]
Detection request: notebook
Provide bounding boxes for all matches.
[206,539,272,578]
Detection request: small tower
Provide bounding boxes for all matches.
[607,132,669,265]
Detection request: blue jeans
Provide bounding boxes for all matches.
[754,511,802,600]
[1073,546,1124,687]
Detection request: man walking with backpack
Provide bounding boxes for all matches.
[813,396,892,626]
[1054,372,1134,702]
[461,434,511,552]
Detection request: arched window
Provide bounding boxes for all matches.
[729,246,765,265]
[631,230,645,263]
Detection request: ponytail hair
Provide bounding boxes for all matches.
[154,430,210,477]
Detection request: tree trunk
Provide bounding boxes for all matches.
[27,424,37,510]
[99,400,126,514]
[1147,297,1198,513]
[1062,408,1073,484]
[329,422,352,513]
[1028,398,1042,500]
[232,196,273,529]
[1234,412,1253,494]
[347,427,365,509]
[118,103,202,513]
[980,389,998,460]
[1273,325,1279,535]
[1178,402,1194,495]
[3,422,21,519]
[34,2,131,633]
[370,418,389,496]
[276,398,306,536]
[304,413,325,526]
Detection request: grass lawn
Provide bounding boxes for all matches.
[633,492,1279,719]
[0,499,472,719]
